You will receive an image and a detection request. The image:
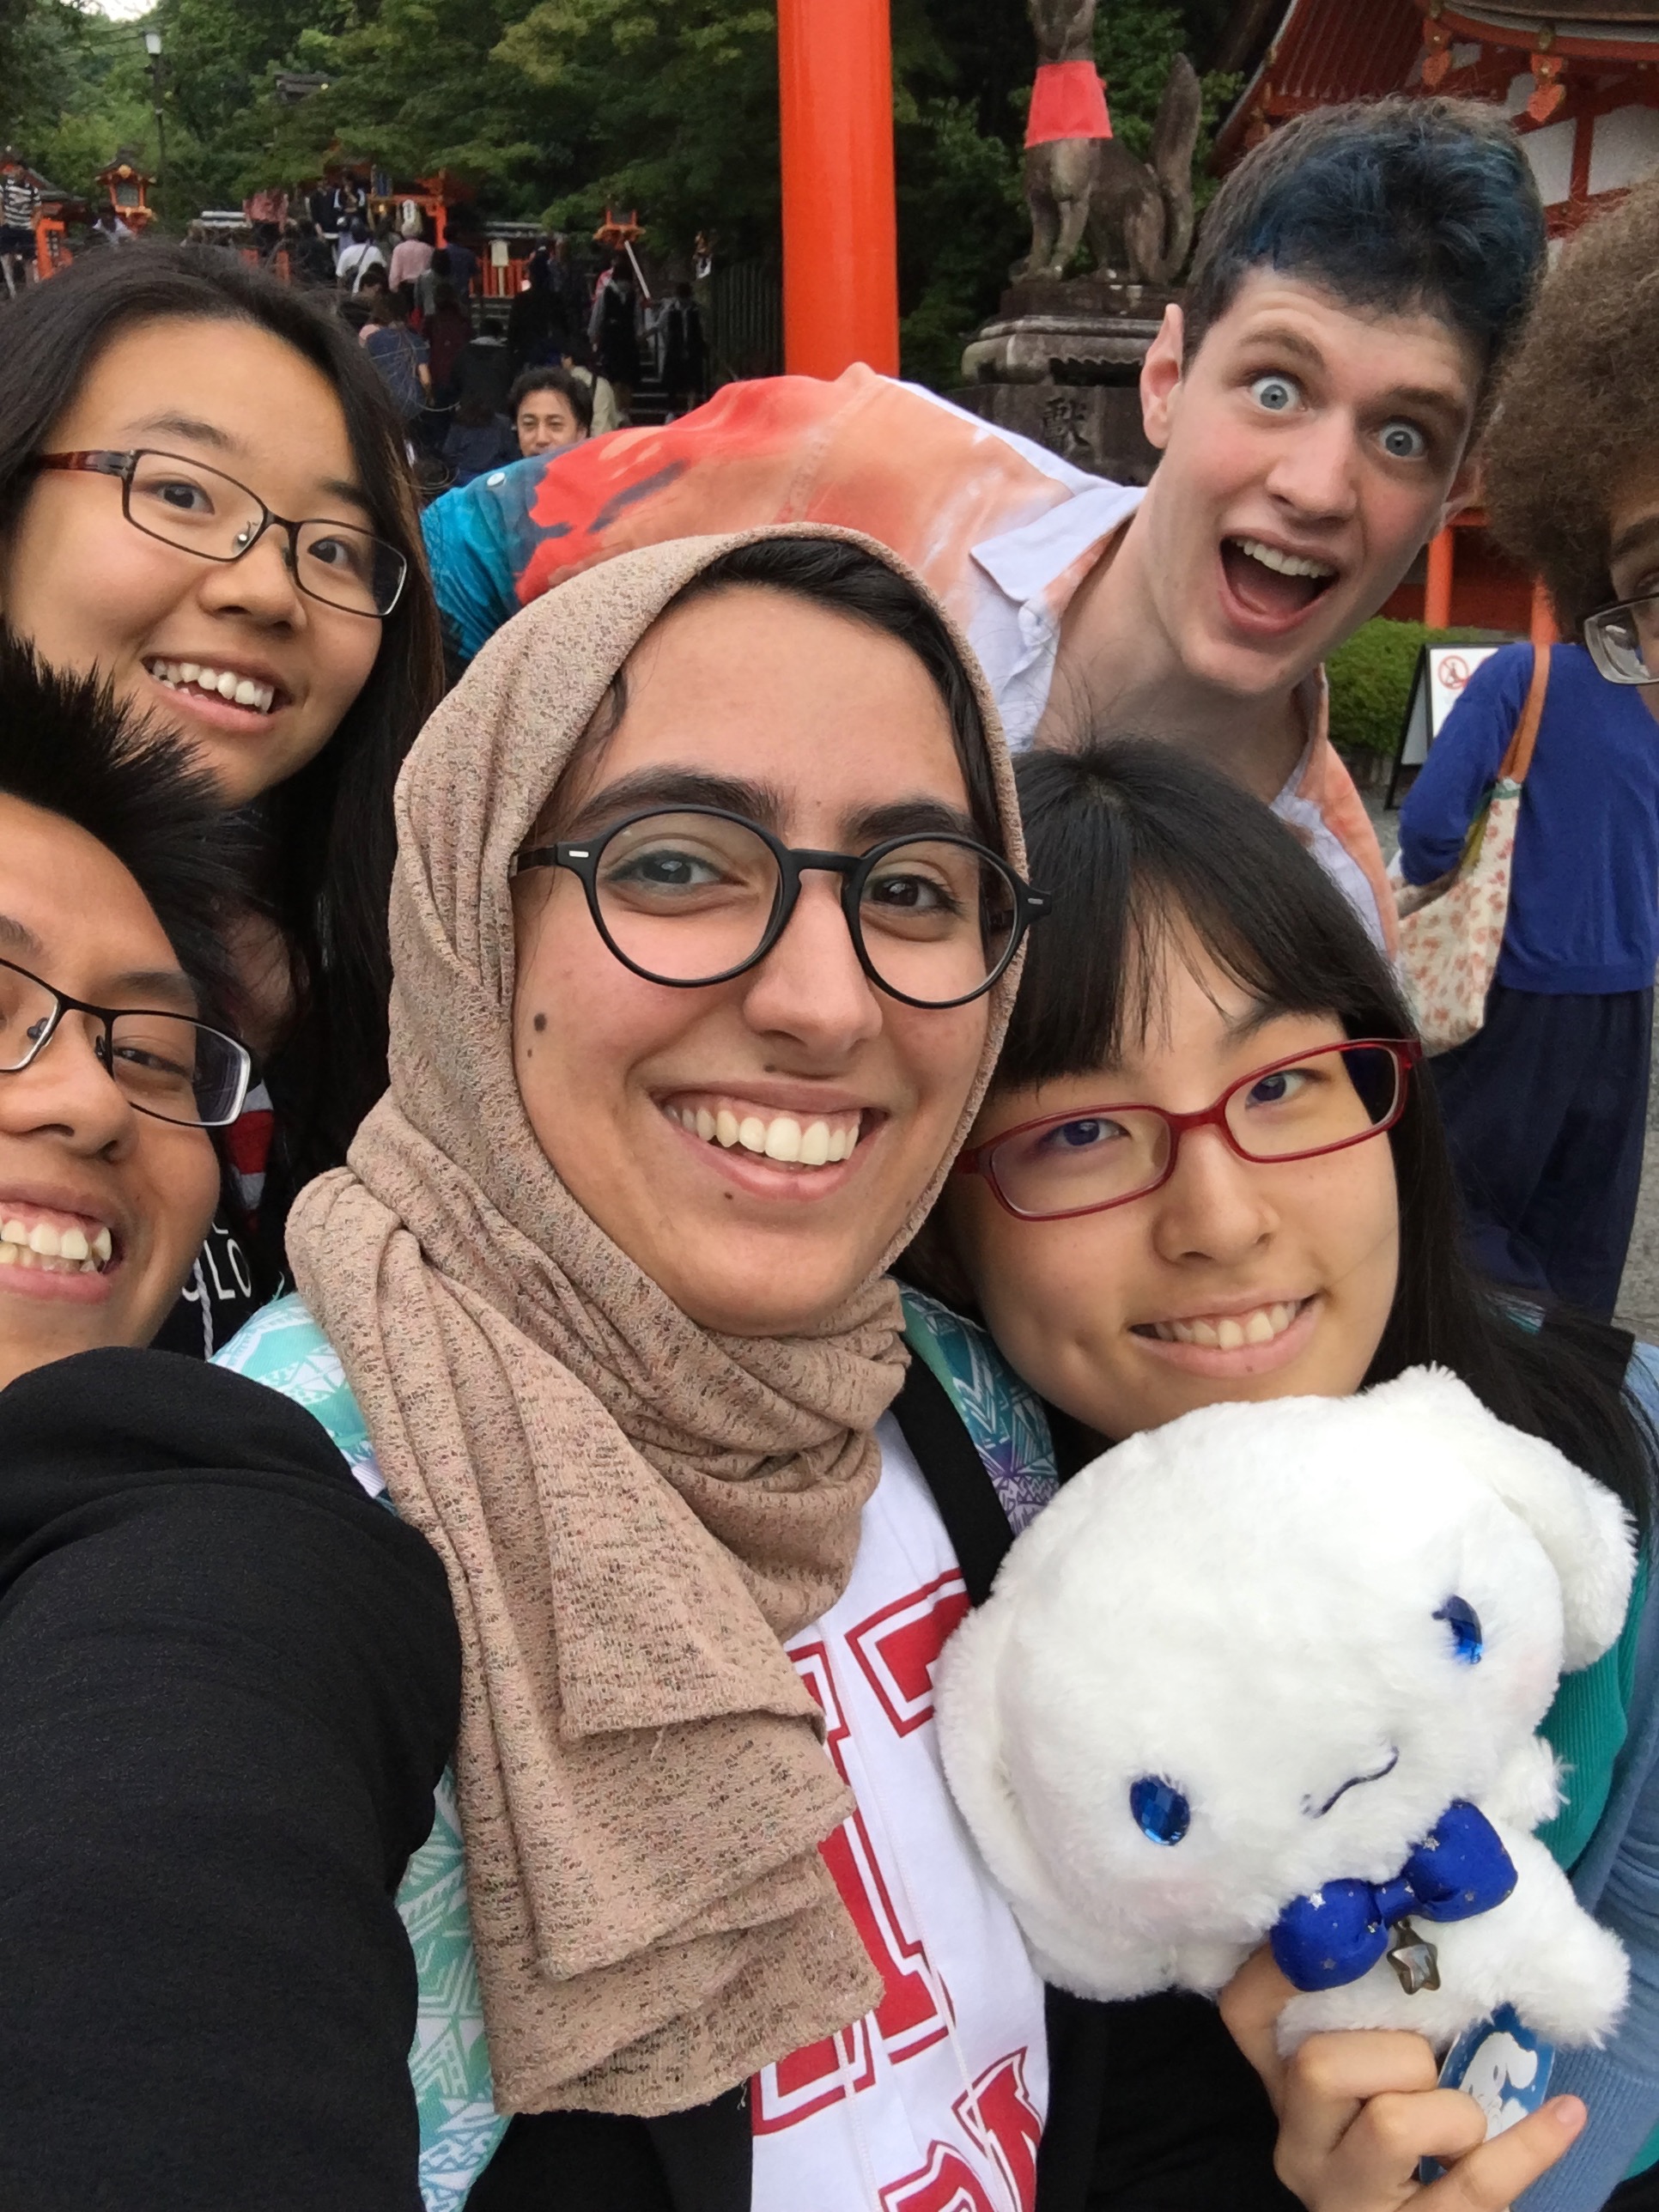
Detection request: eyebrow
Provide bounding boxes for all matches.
[108,967,200,1012]
[0,911,44,961]
[1609,514,1659,577]
[559,770,981,849]
[0,915,198,1011]
[1237,326,1468,425]
[1220,995,1291,1044]
[562,769,781,837]
[123,411,371,515]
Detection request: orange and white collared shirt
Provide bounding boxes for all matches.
[422,366,1395,951]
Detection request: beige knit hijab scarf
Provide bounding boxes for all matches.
[288,526,1024,2118]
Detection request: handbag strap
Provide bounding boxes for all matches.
[1497,643,1551,784]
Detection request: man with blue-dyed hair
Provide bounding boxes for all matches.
[422,95,1545,953]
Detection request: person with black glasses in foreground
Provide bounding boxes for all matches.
[0,243,444,1357]
[0,634,458,2211]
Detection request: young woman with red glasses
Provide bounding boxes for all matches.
[903,739,1659,2212]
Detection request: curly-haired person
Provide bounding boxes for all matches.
[1397,177,1659,1320]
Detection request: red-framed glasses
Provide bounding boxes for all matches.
[954,1038,1421,1222]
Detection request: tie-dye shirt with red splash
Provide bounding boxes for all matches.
[421,365,1395,951]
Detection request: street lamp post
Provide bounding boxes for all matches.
[143,31,167,208]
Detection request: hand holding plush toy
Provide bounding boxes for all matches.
[935,1369,1636,2054]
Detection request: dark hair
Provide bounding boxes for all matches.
[507,364,592,433]
[368,286,407,326]
[0,242,444,1189]
[431,247,452,278]
[348,215,369,245]
[1187,98,1546,424]
[1483,177,1659,633]
[923,739,1656,1528]
[0,629,240,1024]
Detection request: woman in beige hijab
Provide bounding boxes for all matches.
[220,522,1048,2210]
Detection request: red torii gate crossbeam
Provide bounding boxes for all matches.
[777,0,900,379]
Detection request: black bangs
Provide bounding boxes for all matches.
[1000,738,1412,1089]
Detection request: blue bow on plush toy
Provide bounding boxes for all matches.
[1270,1802,1518,1993]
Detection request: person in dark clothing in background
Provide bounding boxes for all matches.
[590,248,640,420]
[1399,178,1659,1320]
[423,277,473,405]
[659,280,705,418]
[291,215,337,287]
[0,637,459,2211]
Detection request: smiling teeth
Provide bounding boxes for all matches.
[1231,538,1336,581]
[146,659,276,714]
[0,1213,112,1273]
[1152,1301,1298,1347]
[671,1104,861,1166]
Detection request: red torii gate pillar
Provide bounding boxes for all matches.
[777,0,900,380]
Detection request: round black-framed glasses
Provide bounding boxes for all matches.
[33,448,408,619]
[0,954,252,1129]
[955,1037,1421,1220]
[512,805,1049,1010]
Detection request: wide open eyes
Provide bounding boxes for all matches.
[1130,1775,1190,1845]
[1435,1594,1483,1664]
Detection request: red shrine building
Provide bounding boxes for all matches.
[1216,0,1659,635]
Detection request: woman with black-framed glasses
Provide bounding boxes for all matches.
[900,737,1659,2212]
[0,241,443,1358]
[211,527,1087,2212]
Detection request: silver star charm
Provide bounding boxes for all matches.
[1387,1919,1441,1996]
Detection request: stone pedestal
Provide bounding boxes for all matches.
[952,274,1176,485]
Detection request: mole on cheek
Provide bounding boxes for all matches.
[533,1012,547,1032]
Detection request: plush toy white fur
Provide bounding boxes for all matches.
[935,1368,1637,2054]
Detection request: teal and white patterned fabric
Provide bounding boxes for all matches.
[216,1287,1055,2207]
[899,1287,1060,1531]
[216,1296,507,2209]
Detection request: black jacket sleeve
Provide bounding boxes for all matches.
[0,1347,461,2211]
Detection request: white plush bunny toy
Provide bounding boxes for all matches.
[935,1367,1636,2055]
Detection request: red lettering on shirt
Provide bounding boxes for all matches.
[879,2142,998,2212]
[752,1638,950,2133]
[848,1571,971,1736]
[956,2052,1042,2212]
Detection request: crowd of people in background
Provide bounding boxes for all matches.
[5,89,1659,2212]
[163,189,702,497]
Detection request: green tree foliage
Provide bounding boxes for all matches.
[3,0,1236,391]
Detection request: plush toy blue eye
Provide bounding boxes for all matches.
[1130,1776,1190,1845]
[1435,1595,1483,1664]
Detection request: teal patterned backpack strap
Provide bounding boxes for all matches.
[216,1296,508,2210]
[900,1287,1060,1534]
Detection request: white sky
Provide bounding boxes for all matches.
[88,0,153,17]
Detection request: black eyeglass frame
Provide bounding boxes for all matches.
[1584,588,1659,686]
[0,953,252,1129]
[955,1036,1422,1220]
[33,448,409,620]
[512,805,1050,1011]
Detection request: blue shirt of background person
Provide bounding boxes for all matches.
[1396,639,1659,1316]
[1399,641,1659,995]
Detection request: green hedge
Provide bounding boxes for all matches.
[1327,618,1504,757]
